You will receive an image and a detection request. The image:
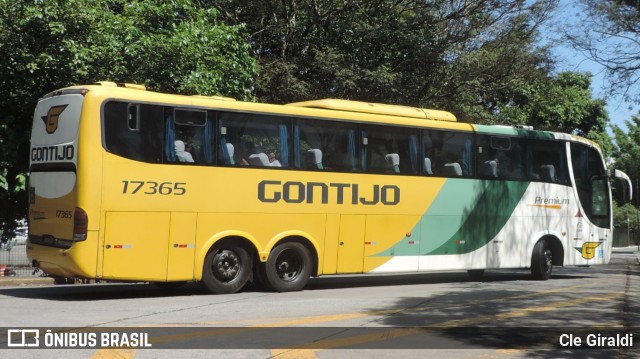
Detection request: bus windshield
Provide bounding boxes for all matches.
[570,142,610,229]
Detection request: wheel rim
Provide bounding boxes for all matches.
[543,249,553,274]
[275,248,303,282]
[212,250,241,283]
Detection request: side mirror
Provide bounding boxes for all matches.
[612,169,633,202]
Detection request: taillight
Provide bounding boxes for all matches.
[73,207,88,241]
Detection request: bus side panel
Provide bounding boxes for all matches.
[321,214,340,275]
[102,212,170,281]
[363,215,420,272]
[336,215,365,274]
[167,212,197,280]
[370,179,532,273]
[519,183,571,267]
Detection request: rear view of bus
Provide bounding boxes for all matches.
[27,89,89,279]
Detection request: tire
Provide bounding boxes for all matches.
[467,269,485,280]
[201,243,251,294]
[531,240,553,280]
[265,242,312,292]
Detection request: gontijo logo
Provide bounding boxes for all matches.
[257,180,400,205]
[31,144,75,162]
[41,104,68,134]
[575,242,602,259]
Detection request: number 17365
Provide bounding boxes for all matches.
[121,181,187,195]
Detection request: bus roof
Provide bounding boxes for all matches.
[51,83,597,146]
[59,83,471,131]
[287,99,457,122]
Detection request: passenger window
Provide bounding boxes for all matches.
[294,119,357,171]
[423,130,473,177]
[477,135,525,180]
[103,101,164,163]
[218,112,289,168]
[529,140,568,184]
[361,125,419,175]
[166,108,213,164]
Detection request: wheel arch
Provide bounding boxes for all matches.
[195,231,259,281]
[533,234,564,267]
[262,233,320,277]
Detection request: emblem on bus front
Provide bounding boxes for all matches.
[41,105,68,134]
[575,242,602,260]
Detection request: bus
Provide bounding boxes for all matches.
[27,82,631,293]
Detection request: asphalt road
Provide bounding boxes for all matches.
[1,251,639,358]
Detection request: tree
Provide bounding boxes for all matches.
[612,114,640,206]
[0,0,256,239]
[209,0,559,115]
[497,71,612,153]
[566,0,640,102]
[208,0,614,147]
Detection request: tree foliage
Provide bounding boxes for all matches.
[210,0,558,116]
[0,0,256,238]
[497,71,611,153]
[612,115,640,206]
[567,0,640,102]
[613,202,640,231]
[208,0,611,145]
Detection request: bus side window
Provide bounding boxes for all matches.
[423,129,473,178]
[476,135,526,180]
[529,140,568,184]
[104,101,163,163]
[294,119,355,172]
[218,112,289,168]
[167,108,210,164]
[361,125,418,175]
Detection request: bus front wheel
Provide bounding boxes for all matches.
[265,242,312,292]
[531,240,553,280]
[201,244,251,294]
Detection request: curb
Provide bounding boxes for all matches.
[0,277,54,287]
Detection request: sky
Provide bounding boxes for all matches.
[546,1,638,132]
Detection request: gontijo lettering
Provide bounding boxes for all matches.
[31,144,75,162]
[258,180,400,205]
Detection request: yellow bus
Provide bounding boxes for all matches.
[27,82,631,293]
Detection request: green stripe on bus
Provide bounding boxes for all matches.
[425,180,529,255]
[374,180,530,256]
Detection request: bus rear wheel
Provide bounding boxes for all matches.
[201,244,251,294]
[265,242,312,292]
[531,240,553,280]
